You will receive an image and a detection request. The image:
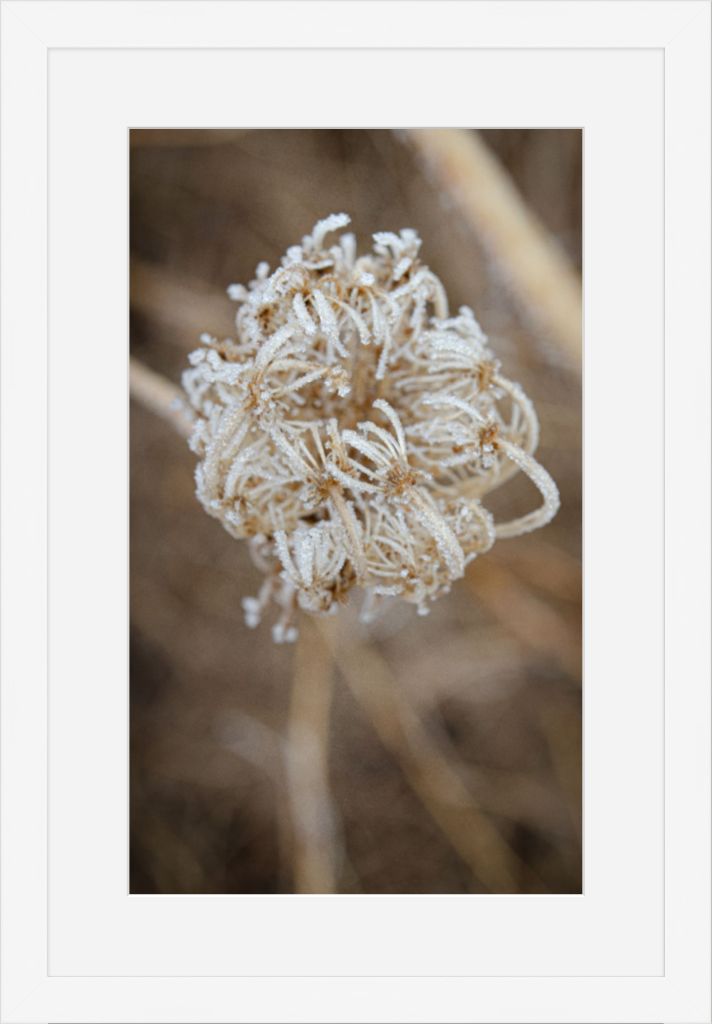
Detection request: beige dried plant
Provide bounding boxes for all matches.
[182,213,559,641]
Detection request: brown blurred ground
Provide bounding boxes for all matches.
[130,129,581,894]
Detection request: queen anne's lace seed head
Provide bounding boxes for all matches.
[183,214,560,641]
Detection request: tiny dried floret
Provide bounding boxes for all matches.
[183,214,559,640]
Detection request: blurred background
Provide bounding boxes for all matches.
[130,129,581,894]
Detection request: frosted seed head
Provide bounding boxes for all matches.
[307,213,351,251]
[183,212,559,640]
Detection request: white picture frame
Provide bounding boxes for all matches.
[1,2,709,1022]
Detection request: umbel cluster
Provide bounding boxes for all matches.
[182,214,559,641]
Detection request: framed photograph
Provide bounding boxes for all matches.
[1,2,709,1022]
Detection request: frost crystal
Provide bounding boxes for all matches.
[183,214,560,641]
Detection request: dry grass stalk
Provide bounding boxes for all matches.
[286,617,340,893]
[466,558,580,679]
[404,129,582,367]
[314,617,534,893]
[129,357,194,439]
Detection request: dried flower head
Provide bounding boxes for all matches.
[182,213,559,641]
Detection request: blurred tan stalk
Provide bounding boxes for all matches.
[468,559,581,679]
[405,129,582,367]
[314,617,531,893]
[286,618,340,893]
[130,357,194,438]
